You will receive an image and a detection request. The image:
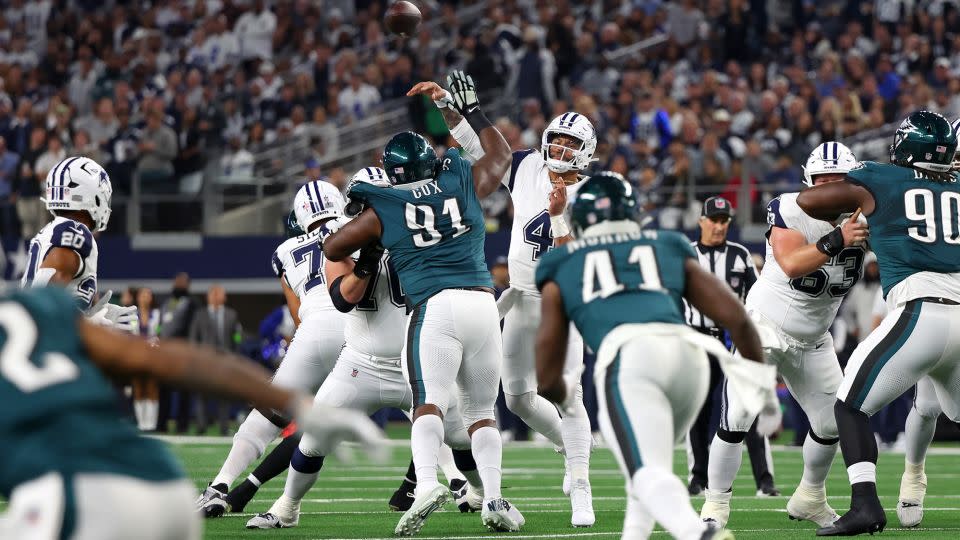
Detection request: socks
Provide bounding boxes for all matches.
[411,414,445,494]
[801,435,838,489]
[506,391,564,447]
[904,409,938,466]
[401,459,417,484]
[213,439,261,488]
[622,492,655,540]
[847,461,877,485]
[560,389,592,482]
[251,434,302,485]
[134,401,147,430]
[145,400,159,431]
[438,444,465,484]
[471,426,503,501]
[633,467,705,540]
[283,447,326,502]
[707,436,743,492]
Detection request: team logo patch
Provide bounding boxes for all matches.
[937,145,947,153]
[351,368,359,378]
[595,197,611,209]
[715,199,726,208]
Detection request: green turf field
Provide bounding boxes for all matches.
[176,435,960,539]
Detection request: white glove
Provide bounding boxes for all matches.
[496,287,519,320]
[87,290,140,334]
[322,216,353,236]
[755,387,783,437]
[294,399,389,464]
[446,70,480,115]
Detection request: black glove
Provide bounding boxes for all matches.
[353,243,385,278]
[816,226,845,257]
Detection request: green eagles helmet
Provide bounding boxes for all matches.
[890,110,958,173]
[382,131,438,185]
[571,171,639,233]
[285,210,304,238]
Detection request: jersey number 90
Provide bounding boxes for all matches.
[905,188,960,244]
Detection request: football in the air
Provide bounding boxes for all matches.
[385,1,422,37]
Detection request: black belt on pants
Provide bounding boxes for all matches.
[406,286,496,313]
[916,296,960,306]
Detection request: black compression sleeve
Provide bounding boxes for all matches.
[330,275,359,313]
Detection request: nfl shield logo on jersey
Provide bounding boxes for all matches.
[351,368,359,378]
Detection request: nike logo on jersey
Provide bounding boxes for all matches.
[411,181,443,199]
[816,343,823,349]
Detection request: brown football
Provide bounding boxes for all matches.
[384,1,422,37]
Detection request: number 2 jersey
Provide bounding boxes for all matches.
[504,150,584,293]
[349,148,492,307]
[272,226,336,321]
[747,193,865,341]
[21,216,99,311]
[845,161,960,306]
[0,288,181,499]
[534,224,694,353]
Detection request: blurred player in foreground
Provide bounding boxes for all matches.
[797,111,960,536]
[0,287,384,540]
[535,172,778,540]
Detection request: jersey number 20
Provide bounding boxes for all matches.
[405,198,470,247]
[582,246,662,302]
[0,303,79,392]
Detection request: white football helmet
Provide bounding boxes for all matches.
[293,180,346,231]
[44,156,113,232]
[802,141,858,187]
[541,112,598,173]
[344,166,390,216]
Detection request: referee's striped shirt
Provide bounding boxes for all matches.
[684,240,758,331]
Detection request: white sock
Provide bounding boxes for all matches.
[707,436,743,492]
[134,401,147,430]
[411,415,444,495]
[145,400,159,430]
[560,390,592,482]
[633,467,705,540]
[801,435,838,488]
[507,391,564,447]
[471,426,503,501]
[438,444,465,484]
[283,467,319,503]
[267,494,300,519]
[905,409,938,466]
[847,461,877,485]
[213,439,261,487]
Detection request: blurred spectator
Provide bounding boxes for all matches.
[158,272,199,433]
[235,0,276,62]
[6,98,33,156]
[220,133,254,183]
[13,125,47,239]
[337,69,381,122]
[0,136,20,236]
[71,129,105,168]
[136,110,178,193]
[491,256,509,292]
[304,158,321,182]
[507,26,556,115]
[103,105,140,194]
[74,97,118,148]
[631,91,673,152]
[132,286,161,431]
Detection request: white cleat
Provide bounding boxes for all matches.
[456,483,484,513]
[481,498,525,532]
[570,479,595,527]
[245,511,298,529]
[196,483,228,518]
[700,489,732,529]
[395,484,450,536]
[786,483,838,527]
[898,463,927,528]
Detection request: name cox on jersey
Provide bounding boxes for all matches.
[789,247,865,298]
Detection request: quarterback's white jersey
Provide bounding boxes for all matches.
[21,216,99,310]
[344,253,407,358]
[746,193,866,341]
[272,228,335,321]
[504,149,584,292]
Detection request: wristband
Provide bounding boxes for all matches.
[464,107,493,133]
[433,89,454,109]
[550,214,571,238]
[816,227,844,257]
[329,275,358,313]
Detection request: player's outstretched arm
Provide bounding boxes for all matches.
[322,208,383,262]
[325,244,382,312]
[797,180,874,221]
[34,247,81,285]
[683,259,764,363]
[535,281,571,403]
[445,70,509,199]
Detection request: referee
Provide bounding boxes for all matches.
[684,196,779,496]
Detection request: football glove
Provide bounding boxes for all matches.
[293,398,389,463]
[446,70,480,116]
[88,290,139,334]
[353,243,384,279]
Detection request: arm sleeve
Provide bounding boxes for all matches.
[449,118,485,161]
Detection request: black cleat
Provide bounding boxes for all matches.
[225,479,259,513]
[389,480,417,512]
[816,503,887,536]
[757,480,781,497]
[688,479,705,496]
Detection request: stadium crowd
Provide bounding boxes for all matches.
[0,0,959,240]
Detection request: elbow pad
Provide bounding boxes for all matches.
[329,275,359,313]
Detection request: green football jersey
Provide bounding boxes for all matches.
[846,161,960,297]
[351,148,492,306]
[0,288,182,498]
[535,228,696,353]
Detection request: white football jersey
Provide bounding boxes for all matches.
[746,193,866,341]
[344,253,407,358]
[272,228,336,321]
[21,216,99,311]
[505,150,584,293]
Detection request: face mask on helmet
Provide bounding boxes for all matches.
[44,156,113,232]
[802,141,857,187]
[293,180,346,231]
[541,113,598,174]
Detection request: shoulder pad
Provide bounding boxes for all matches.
[507,149,537,192]
[844,160,899,186]
[50,220,93,259]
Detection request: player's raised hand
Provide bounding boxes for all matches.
[446,70,480,115]
[548,181,568,216]
[840,207,869,247]
[407,81,453,109]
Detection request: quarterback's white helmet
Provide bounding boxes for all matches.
[803,141,857,187]
[541,112,598,173]
[44,156,113,232]
[293,180,345,231]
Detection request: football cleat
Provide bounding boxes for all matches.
[701,526,736,540]
[196,482,229,518]
[756,480,781,497]
[481,498,525,532]
[570,479,595,527]
[389,480,417,512]
[395,484,450,536]
[455,482,483,513]
[700,489,732,529]
[897,462,927,527]
[786,484,839,527]
[816,504,886,536]
[225,479,258,513]
[245,512,298,529]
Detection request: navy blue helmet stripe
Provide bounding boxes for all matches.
[568,113,580,127]
[57,157,81,201]
[305,182,318,213]
[311,181,325,211]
